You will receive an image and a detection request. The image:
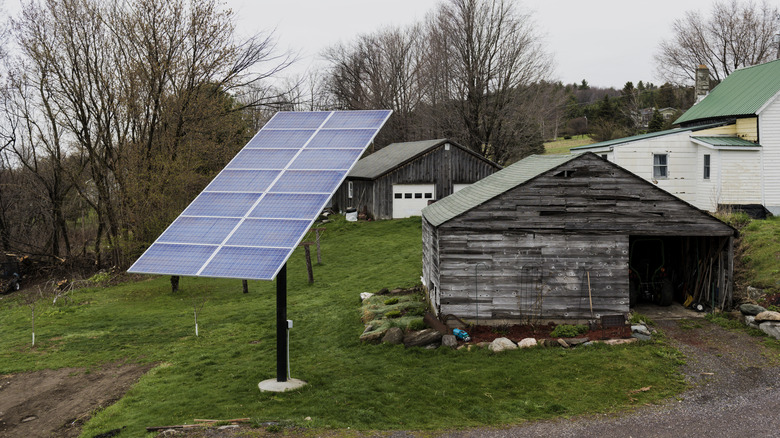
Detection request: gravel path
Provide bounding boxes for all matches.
[431,319,780,438]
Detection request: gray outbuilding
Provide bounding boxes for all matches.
[331,139,501,220]
[421,153,737,325]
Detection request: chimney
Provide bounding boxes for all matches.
[695,64,710,104]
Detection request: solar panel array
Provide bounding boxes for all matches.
[128,110,392,280]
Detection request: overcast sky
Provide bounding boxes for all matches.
[227,0,725,88]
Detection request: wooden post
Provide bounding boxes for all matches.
[242,279,248,294]
[313,227,325,264]
[300,242,314,284]
[170,276,179,293]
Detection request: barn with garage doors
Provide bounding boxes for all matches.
[421,152,737,325]
[331,139,501,220]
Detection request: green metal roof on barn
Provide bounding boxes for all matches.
[349,139,495,180]
[675,59,780,125]
[421,154,574,226]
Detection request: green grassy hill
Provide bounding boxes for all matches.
[0,217,685,436]
[544,135,595,155]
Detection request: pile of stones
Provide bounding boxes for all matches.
[736,303,780,339]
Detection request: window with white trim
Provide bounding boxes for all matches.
[653,154,668,179]
[703,154,710,179]
[348,181,353,198]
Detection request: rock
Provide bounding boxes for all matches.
[759,322,780,340]
[538,339,559,348]
[376,288,389,295]
[557,338,570,348]
[632,333,652,341]
[631,324,651,336]
[602,338,637,346]
[304,417,312,421]
[582,341,595,347]
[747,286,764,300]
[21,415,37,423]
[477,342,490,349]
[517,337,538,348]
[390,288,403,295]
[424,343,440,349]
[382,327,404,345]
[739,303,766,316]
[441,334,458,349]
[218,425,239,430]
[403,328,443,347]
[360,328,387,343]
[745,315,760,329]
[755,311,780,322]
[566,337,589,346]
[360,292,374,301]
[489,337,517,352]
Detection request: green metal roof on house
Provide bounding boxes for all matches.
[690,136,761,148]
[422,154,575,226]
[570,127,689,151]
[570,121,729,152]
[675,59,780,125]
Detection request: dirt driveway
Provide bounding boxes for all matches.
[436,318,780,438]
[0,363,152,438]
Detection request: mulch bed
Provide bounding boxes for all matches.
[468,323,632,344]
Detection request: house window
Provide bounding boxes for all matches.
[348,181,353,198]
[404,193,412,199]
[653,154,668,179]
[414,193,422,199]
[394,193,402,199]
[703,154,710,179]
[424,193,433,199]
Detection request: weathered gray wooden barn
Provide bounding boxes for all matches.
[421,153,737,324]
[331,139,501,220]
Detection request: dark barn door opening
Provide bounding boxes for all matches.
[629,235,732,310]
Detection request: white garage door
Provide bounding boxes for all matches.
[392,184,435,218]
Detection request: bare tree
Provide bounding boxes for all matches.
[9,0,295,267]
[655,0,779,84]
[426,0,552,163]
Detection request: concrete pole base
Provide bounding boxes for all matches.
[258,378,307,392]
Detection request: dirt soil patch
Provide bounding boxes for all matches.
[468,323,631,343]
[0,363,153,438]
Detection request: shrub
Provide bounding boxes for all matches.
[384,297,399,305]
[550,324,588,338]
[630,312,654,326]
[385,310,401,318]
[407,318,427,331]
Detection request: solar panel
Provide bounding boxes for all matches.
[128,110,392,280]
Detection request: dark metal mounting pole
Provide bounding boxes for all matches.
[276,263,288,382]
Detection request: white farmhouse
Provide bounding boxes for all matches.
[573,60,780,216]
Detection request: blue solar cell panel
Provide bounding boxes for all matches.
[226,218,310,248]
[263,112,330,130]
[226,149,298,169]
[158,217,240,245]
[270,170,345,193]
[204,170,279,193]
[323,110,392,129]
[182,192,262,217]
[129,110,392,280]
[306,129,377,149]
[248,193,329,219]
[246,130,316,149]
[289,149,363,170]
[199,246,290,279]
[130,243,218,276]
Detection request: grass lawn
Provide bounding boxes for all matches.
[0,217,686,437]
[544,135,595,155]
[736,215,780,293]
